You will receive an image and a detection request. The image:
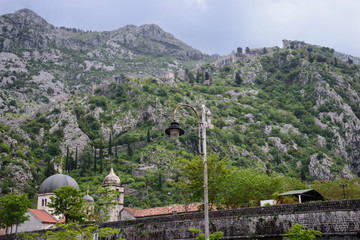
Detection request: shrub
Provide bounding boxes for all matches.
[283,223,321,240]
[0,143,10,153]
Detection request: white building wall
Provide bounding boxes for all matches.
[37,193,55,213]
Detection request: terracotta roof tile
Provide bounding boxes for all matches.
[125,203,209,218]
[29,209,64,223]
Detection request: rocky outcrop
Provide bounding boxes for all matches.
[49,107,90,155]
[109,24,204,61]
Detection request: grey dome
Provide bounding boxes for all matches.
[38,174,79,194]
[83,194,94,203]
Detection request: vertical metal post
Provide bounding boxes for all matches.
[202,104,209,240]
[169,103,210,239]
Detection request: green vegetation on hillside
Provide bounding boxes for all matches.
[1,41,360,209]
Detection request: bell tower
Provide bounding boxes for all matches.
[102,167,124,221]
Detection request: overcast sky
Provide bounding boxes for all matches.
[0,0,359,57]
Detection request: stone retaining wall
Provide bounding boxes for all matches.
[2,199,360,239]
[102,199,360,239]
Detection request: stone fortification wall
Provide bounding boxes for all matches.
[102,199,360,240]
[2,199,360,239]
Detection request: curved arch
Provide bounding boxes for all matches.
[172,104,202,154]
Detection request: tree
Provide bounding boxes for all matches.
[74,147,78,170]
[205,72,210,80]
[93,147,97,174]
[235,72,242,86]
[262,47,267,54]
[19,222,121,240]
[65,145,70,171]
[147,129,151,143]
[48,186,86,224]
[188,72,195,83]
[127,142,133,156]
[99,136,103,173]
[45,159,56,177]
[114,145,118,162]
[0,193,31,234]
[196,71,201,83]
[283,223,322,240]
[178,154,306,209]
[177,154,232,207]
[108,133,112,156]
[189,228,224,240]
[312,178,360,200]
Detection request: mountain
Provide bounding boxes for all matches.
[0,9,205,60]
[0,9,214,121]
[1,9,360,208]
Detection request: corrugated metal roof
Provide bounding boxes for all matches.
[279,189,314,196]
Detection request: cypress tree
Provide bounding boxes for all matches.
[75,147,78,170]
[147,129,151,143]
[108,133,112,156]
[45,159,55,177]
[68,153,73,173]
[65,146,69,172]
[127,143,133,157]
[87,150,91,170]
[100,137,103,173]
[235,72,242,86]
[205,72,210,80]
[115,145,118,163]
[262,47,267,54]
[196,71,200,83]
[188,72,195,83]
[94,147,97,174]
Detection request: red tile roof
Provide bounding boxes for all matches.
[125,203,210,218]
[29,209,65,223]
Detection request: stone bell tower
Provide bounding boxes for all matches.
[102,167,124,222]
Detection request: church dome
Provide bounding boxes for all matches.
[38,174,79,194]
[83,194,94,203]
[103,168,120,186]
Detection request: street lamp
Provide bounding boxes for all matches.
[165,104,210,240]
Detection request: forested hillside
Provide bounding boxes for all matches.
[1,9,360,209]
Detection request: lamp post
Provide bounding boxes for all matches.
[165,104,210,240]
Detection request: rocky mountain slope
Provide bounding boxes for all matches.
[0,9,213,121]
[1,9,360,208]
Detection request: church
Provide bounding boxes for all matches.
[6,167,203,234]
[11,167,124,233]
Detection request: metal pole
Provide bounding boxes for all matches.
[202,104,209,240]
[171,103,209,239]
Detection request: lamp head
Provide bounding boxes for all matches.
[165,121,185,140]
